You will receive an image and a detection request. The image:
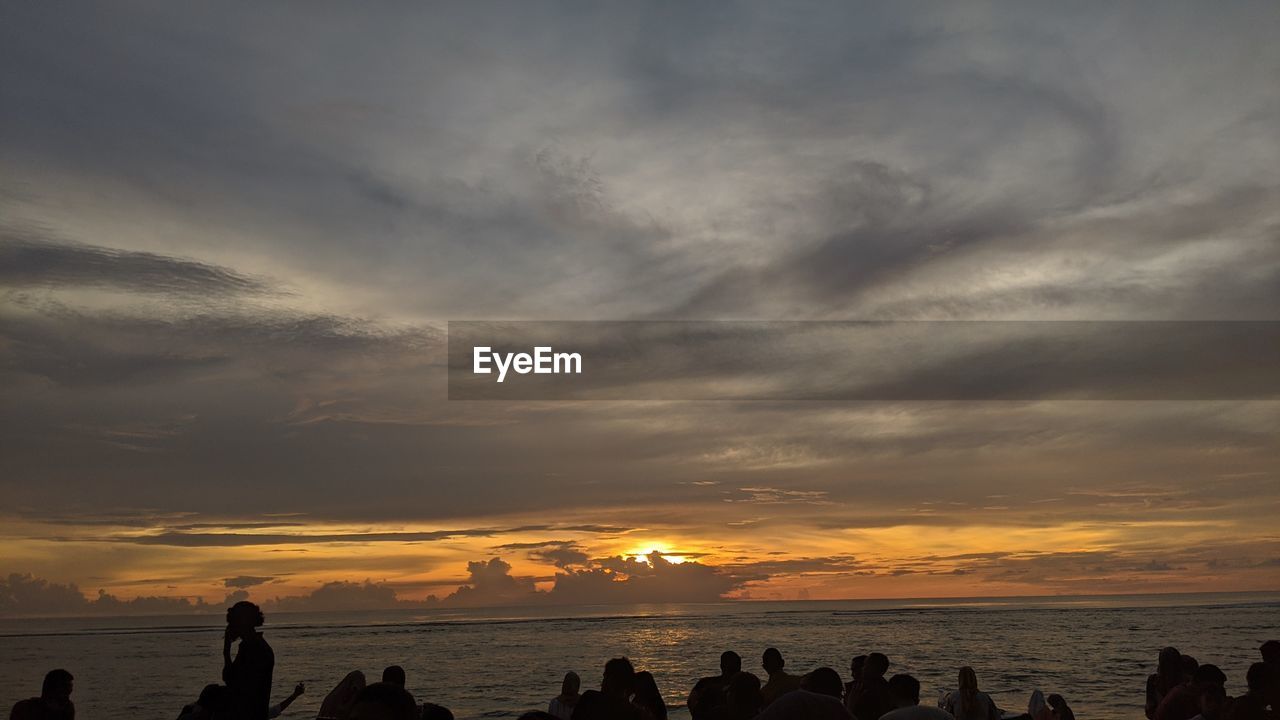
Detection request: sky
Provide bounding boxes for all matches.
[1,1,1278,615]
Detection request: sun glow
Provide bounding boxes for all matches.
[627,543,688,564]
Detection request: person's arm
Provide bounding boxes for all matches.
[269,683,305,718]
[222,627,235,684]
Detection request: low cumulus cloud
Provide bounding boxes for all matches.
[0,573,223,617]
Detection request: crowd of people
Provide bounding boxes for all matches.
[6,601,1279,720]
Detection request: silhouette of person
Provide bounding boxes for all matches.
[1261,640,1280,666]
[10,669,75,720]
[761,648,801,707]
[346,682,418,720]
[177,683,230,720]
[421,703,454,720]
[222,601,274,720]
[632,671,667,720]
[880,674,953,720]
[940,667,1001,720]
[755,667,851,720]
[688,651,741,719]
[850,653,893,720]
[1222,662,1279,720]
[318,671,367,720]
[1156,664,1228,720]
[845,656,867,703]
[1046,694,1075,720]
[709,671,762,720]
[381,666,406,688]
[571,657,641,720]
[1148,647,1185,719]
[549,671,581,720]
[1191,685,1228,720]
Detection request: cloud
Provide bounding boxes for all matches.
[548,552,744,603]
[224,575,273,589]
[74,524,627,548]
[441,558,539,607]
[493,540,591,568]
[0,231,272,296]
[0,573,215,617]
[264,580,430,613]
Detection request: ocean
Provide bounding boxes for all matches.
[1,593,1276,719]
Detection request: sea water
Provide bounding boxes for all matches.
[1,593,1276,719]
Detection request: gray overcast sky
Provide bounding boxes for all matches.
[1,1,1277,611]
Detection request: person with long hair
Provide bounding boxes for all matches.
[317,670,367,720]
[9,669,75,720]
[549,672,581,720]
[631,671,668,720]
[940,667,1000,720]
[1148,647,1185,719]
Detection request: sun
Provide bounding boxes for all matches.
[627,542,688,564]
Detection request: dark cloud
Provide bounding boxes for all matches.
[442,558,539,607]
[548,552,743,604]
[0,231,272,296]
[0,573,217,617]
[265,580,428,613]
[223,575,273,589]
[76,524,625,548]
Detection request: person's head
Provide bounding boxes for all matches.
[866,653,890,679]
[1191,664,1227,691]
[226,600,264,637]
[802,667,844,699]
[958,666,978,693]
[727,671,762,709]
[382,665,406,688]
[1262,640,1280,665]
[319,670,367,719]
[560,671,581,698]
[1197,685,1227,720]
[346,682,418,720]
[850,655,867,678]
[195,684,229,711]
[41,669,73,701]
[720,651,742,676]
[763,648,785,675]
[633,671,662,703]
[422,703,454,720]
[888,674,921,708]
[601,657,635,698]
[1181,655,1199,679]
[1158,647,1183,677]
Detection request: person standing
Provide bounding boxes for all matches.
[223,600,274,720]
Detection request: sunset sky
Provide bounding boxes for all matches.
[1,2,1277,615]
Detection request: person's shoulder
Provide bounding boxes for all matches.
[9,699,45,720]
